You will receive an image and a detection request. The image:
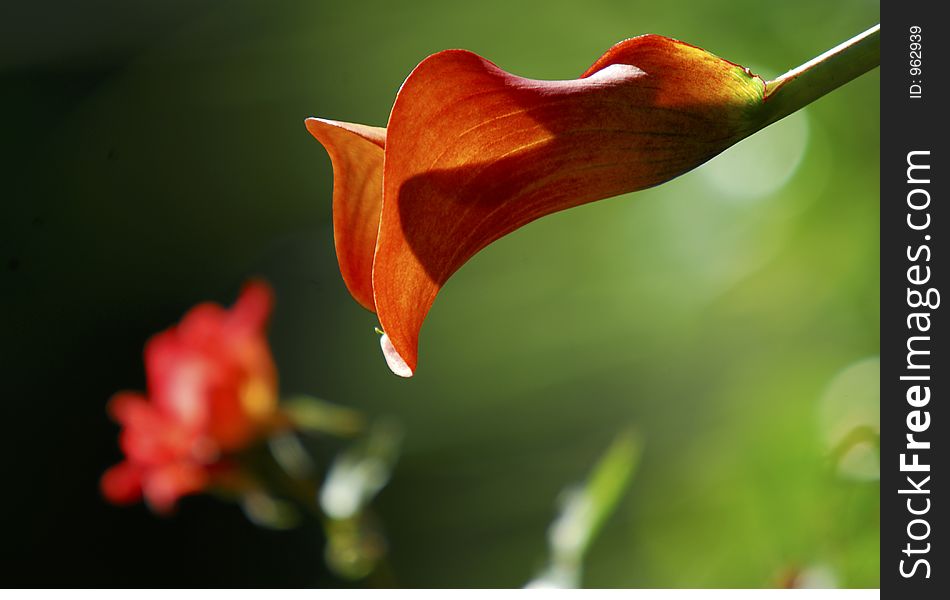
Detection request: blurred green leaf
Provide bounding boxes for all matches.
[268,431,317,480]
[240,490,302,530]
[528,428,642,588]
[583,428,642,552]
[324,514,389,581]
[319,418,403,520]
[283,395,365,437]
[318,418,403,581]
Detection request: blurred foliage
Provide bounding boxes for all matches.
[528,429,642,588]
[320,419,403,580]
[2,0,878,588]
[233,402,401,582]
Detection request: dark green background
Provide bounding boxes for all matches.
[1,0,879,587]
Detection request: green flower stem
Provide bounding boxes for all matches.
[760,24,880,126]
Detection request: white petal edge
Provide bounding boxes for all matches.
[379,333,413,378]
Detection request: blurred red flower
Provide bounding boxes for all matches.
[306,35,767,377]
[101,281,281,513]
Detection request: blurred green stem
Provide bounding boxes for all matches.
[761,24,879,126]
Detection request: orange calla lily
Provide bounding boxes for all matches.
[306,31,874,377]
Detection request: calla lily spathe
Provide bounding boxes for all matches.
[307,35,770,377]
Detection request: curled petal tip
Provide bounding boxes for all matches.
[379,333,413,378]
[306,117,386,313]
